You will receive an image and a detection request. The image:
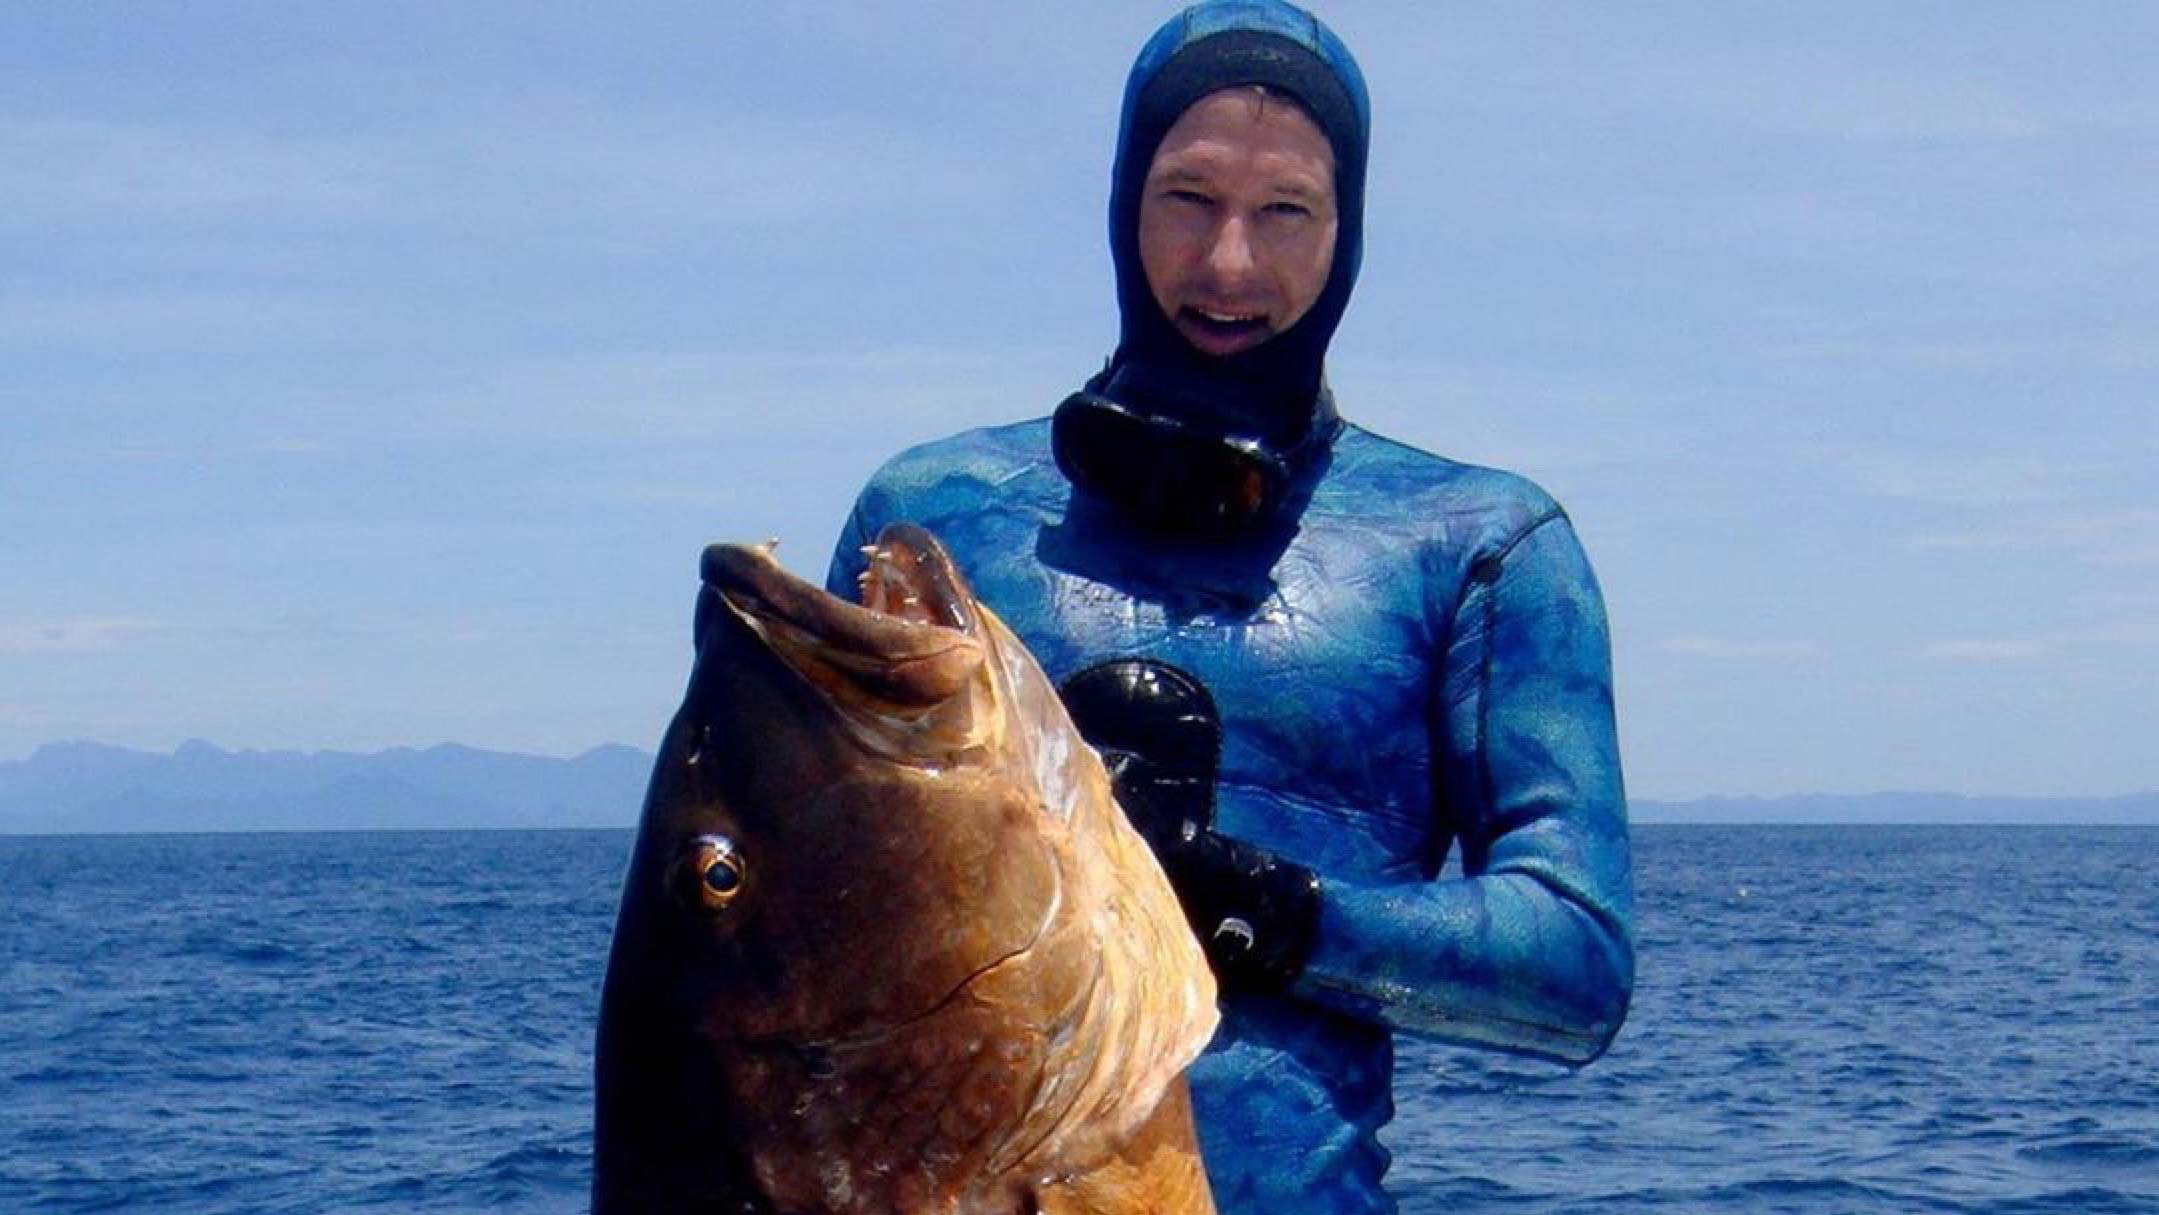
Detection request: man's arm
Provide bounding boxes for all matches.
[1295,512,1635,1065]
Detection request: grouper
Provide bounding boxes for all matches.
[593,523,1220,1215]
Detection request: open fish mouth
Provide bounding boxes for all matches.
[700,524,1002,757]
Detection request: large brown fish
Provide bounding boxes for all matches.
[593,524,1219,1215]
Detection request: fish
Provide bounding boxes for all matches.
[593,523,1220,1215]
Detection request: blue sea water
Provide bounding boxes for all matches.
[2,825,2153,1214]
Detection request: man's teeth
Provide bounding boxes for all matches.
[1196,309,1262,324]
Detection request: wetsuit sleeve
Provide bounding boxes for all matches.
[1294,513,1635,1065]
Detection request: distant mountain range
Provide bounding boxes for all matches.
[1,741,2153,834]
[0,740,652,835]
[1629,791,2157,826]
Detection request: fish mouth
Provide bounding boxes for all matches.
[700,524,998,750]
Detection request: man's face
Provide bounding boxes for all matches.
[1137,87,1339,359]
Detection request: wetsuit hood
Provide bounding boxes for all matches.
[1098,0,1370,448]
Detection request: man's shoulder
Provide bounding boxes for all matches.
[1330,422,1564,539]
[851,417,1057,522]
[863,417,1051,489]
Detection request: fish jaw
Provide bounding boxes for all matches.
[701,527,1003,764]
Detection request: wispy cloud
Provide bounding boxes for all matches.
[1662,637,1828,660]
[1339,357,1695,476]
[402,346,1074,446]
[0,618,166,655]
[1909,507,2159,568]
[1812,445,2159,569]
[1922,615,2159,662]
[586,481,777,511]
[1764,79,2047,143]
[1922,639,2053,662]
[1766,336,2159,373]
[1822,446,2089,508]
[1591,41,2055,143]
[0,702,58,728]
[252,437,334,456]
[0,288,359,350]
[1,117,407,222]
[3,111,1002,236]
[0,616,563,657]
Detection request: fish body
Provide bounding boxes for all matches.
[594,524,1219,1215]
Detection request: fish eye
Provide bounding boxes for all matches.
[679,834,746,912]
[703,857,742,896]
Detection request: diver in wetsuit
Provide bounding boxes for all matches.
[827,4,1634,1211]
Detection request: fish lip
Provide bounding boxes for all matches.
[701,523,976,644]
[700,525,986,712]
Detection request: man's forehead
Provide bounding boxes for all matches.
[1178,86,1328,144]
[1147,91,1337,188]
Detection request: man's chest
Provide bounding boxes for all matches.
[928,503,1449,873]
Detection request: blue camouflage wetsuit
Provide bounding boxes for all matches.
[824,415,1634,1212]
[827,4,1632,1212]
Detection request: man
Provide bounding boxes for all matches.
[826,3,1634,1212]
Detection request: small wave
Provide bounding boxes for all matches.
[1971,1185,2159,1215]
[1569,1175,1936,1214]
[223,941,301,965]
[1705,1177,1908,1202]
[477,1141,588,1205]
[436,895,517,914]
[1390,1170,1521,1206]
[352,1175,431,1205]
[481,1143,583,1177]
[2016,1137,2159,1168]
[169,925,306,967]
[384,932,446,956]
[9,1063,105,1088]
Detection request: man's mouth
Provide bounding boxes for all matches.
[1176,306,1272,350]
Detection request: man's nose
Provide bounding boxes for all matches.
[1205,216,1257,282]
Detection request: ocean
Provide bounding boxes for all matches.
[3,825,2153,1214]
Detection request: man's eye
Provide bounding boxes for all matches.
[1164,189,1214,207]
[1263,201,1312,219]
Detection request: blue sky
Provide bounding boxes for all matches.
[5,4,2155,798]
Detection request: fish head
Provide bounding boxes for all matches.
[639,524,1081,1047]
[608,523,1218,1212]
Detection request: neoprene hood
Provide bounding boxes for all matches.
[1097,0,1370,447]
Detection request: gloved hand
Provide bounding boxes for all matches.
[1155,822,1322,992]
[1060,659,1322,992]
[1058,659,1217,852]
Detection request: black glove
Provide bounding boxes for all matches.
[1058,659,1218,851]
[1060,659,1322,992]
[1158,824,1322,992]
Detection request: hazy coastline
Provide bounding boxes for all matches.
[5,740,2153,834]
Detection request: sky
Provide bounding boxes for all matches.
[5,3,2155,799]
